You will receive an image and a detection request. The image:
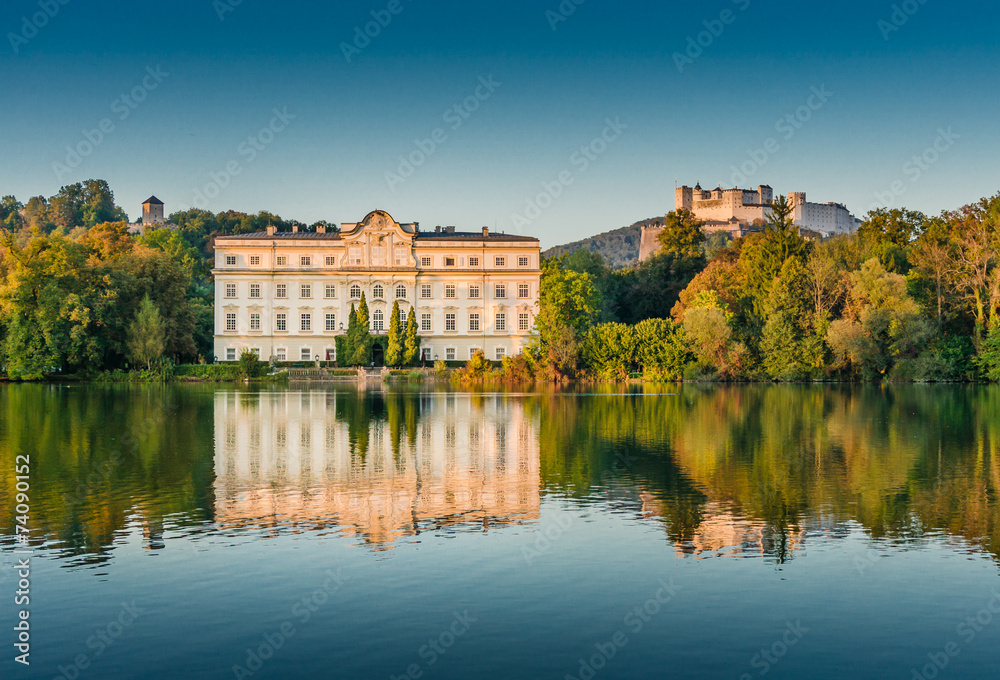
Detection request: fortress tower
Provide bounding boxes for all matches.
[142,196,165,225]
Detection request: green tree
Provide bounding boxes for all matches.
[827,258,933,379]
[344,303,358,365]
[386,300,404,367]
[349,294,373,366]
[534,258,601,376]
[759,258,817,380]
[657,209,706,258]
[126,295,167,370]
[404,306,420,365]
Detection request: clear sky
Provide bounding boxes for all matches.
[2,0,998,248]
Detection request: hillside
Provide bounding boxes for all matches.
[544,216,664,269]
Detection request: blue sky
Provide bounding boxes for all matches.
[2,0,998,248]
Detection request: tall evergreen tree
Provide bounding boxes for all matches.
[344,302,358,365]
[386,300,404,367]
[403,305,420,365]
[350,294,373,366]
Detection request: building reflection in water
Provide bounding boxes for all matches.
[213,391,540,548]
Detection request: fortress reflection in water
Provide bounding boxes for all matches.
[212,391,540,547]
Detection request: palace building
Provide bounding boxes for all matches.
[212,210,541,364]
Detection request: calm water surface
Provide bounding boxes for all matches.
[2,383,1000,679]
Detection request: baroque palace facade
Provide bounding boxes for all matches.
[212,210,541,364]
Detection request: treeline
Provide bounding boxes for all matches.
[525,192,1000,382]
[0,180,328,379]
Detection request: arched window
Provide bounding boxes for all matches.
[350,284,361,300]
[373,309,384,332]
[373,284,384,300]
[395,284,407,299]
[399,307,407,324]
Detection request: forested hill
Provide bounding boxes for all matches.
[544,216,664,269]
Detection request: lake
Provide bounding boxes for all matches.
[2,383,1000,679]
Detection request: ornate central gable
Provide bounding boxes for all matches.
[337,210,416,269]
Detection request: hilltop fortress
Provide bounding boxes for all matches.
[639,184,862,261]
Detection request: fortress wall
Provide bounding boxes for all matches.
[639,226,665,261]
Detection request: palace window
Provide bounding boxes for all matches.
[325,284,337,299]
[446,348,456,361]
[225,283,237,298]
[225,313,237,332]
[300,256,312,267]
[275,283,287,299]
[469,284,481,299]
[225,255,237,266]
[495,346,507,360]
[349,247,363,265]
[395,284,407,299]
[301,348,311,361]
[350,284,362,300]
[519,313,530,331]
[496,313,507,332]
[325,256,336,267]
[495,256,506,267]
[276,255,288,266]
[469,347,480,360]
[494,284,507,299]
[373,310,384,332]
[373,284,384,300]
[445,257,456,267]
[275,348,286,361]
[421,313,432,332]
[469,256,480,267]
[300,284,312,299]
[445,313,456,332]
[469,313,480,332]
[226,348,236,361]
[301,313,312,332]
[399,307,407,323]
[276,313,287,332]
[250,255,261,266]
[249,283,261,299]
[420,256,432,267]
[325,313,336,332]
[518,256,529,268]
[249,313,261,331]
[420,284,432,299]
[394,249,406,266]
[445,284,456,299]
[518,283,530,299]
